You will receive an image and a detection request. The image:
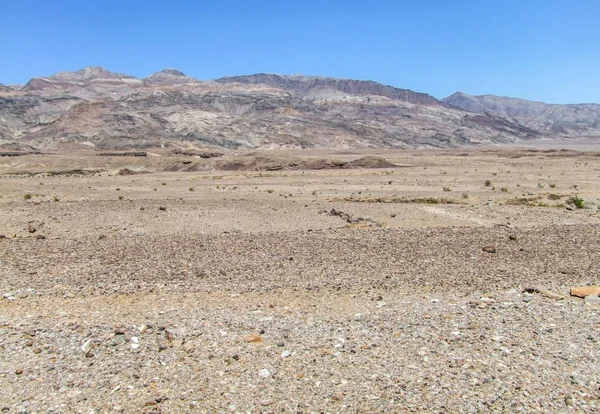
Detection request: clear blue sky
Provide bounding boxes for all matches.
[1,0,599,104]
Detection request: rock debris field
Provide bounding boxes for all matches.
[1,148,600,413]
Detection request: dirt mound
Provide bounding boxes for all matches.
[344,156,399,168]
[213,156,399,171]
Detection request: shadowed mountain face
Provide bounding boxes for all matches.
[443,92,600,135]
[0,67,596,150]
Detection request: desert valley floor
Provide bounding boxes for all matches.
[1,145,600,412]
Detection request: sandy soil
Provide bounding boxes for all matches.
[1,147,600,412]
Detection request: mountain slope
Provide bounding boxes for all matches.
[216,73,442,106]
[443,92,600,135]
[0,67,592,150]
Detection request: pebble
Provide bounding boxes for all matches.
[244,333,263,343]
[584,295,600,305]
[81,339,93,354]
[259,368,271,378]
[482,246,497,253]
[281,350,292,358]
[571,286,600,298]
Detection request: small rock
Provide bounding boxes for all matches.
[114,327,125,335]
[281,350,292,358]
[539,290,564,300]
[27,224,36,233]
[35,234,46,240]
[332,393,344,401]
[159,206,167,211]
[482,246,496,253]
[15,369,23,375]
[258,368,271,378]
[570,286,600,298]
[244,333,263,343]
[81,339,93,354]
[509,235,518,241]
[585,295,600,305]
[32,347,42,354]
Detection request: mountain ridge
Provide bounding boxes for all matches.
[0,67,598,150]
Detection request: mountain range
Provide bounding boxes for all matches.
[0,66,598,150]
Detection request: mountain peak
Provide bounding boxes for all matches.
[143,69,197,85]
[159,68,186,76]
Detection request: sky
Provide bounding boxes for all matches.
[1,0,599,104]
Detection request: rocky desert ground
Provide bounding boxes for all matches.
[1,145,600,413]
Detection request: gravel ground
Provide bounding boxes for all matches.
[1,149,600,413]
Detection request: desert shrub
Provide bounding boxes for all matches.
[568,195,585,209]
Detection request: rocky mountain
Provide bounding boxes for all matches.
[143,69,200,86]
[215,73,442,106]
[22,66,141,92]
[443,92,600,135]
[0,67,595,150]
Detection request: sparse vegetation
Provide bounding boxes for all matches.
[265,189,274,193]
[462,192,469,199]
[485,180,492,187]
[23,194,32,200]
[567,194,585,209]
[52,196,59,202]
[442,186,451,192]
[549,183,556,188]
[189,187,195,192]
[500,187,508,193]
